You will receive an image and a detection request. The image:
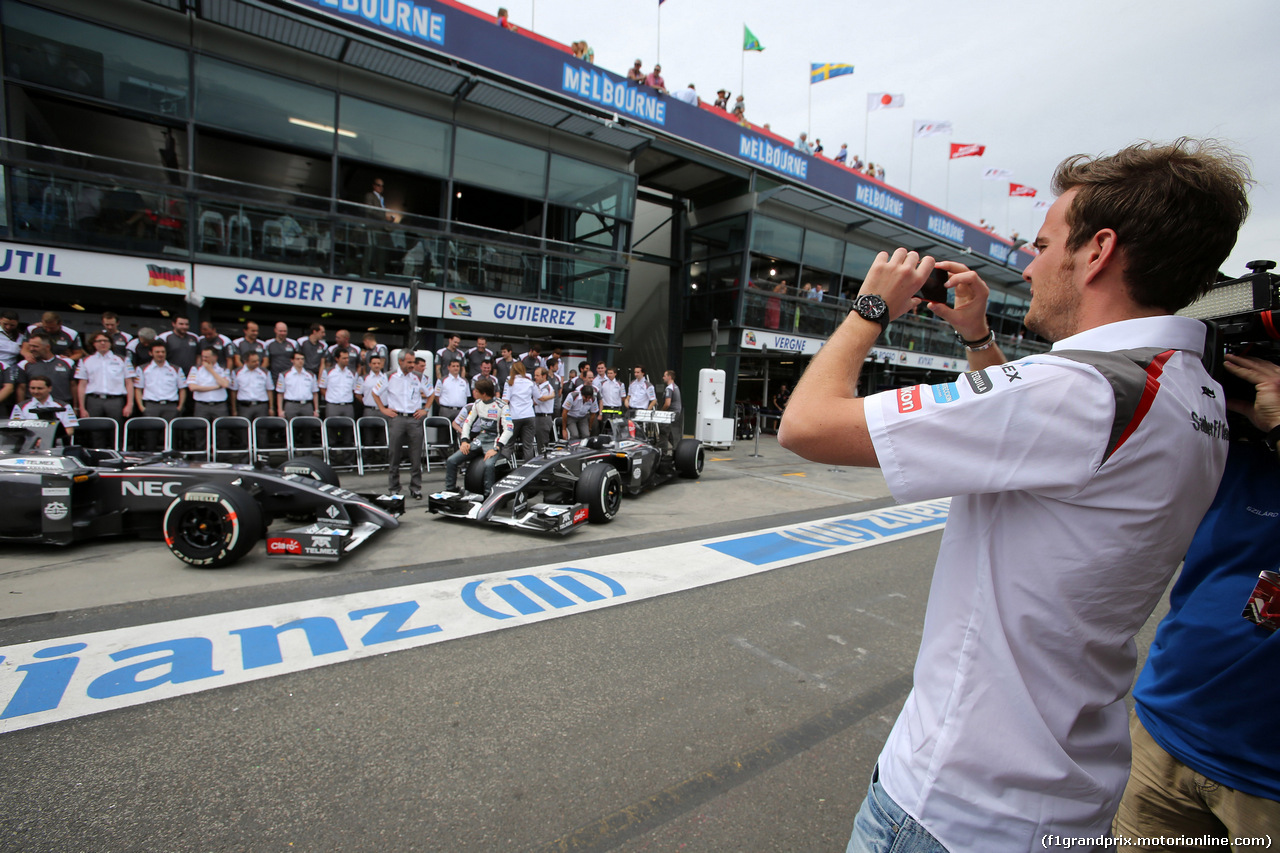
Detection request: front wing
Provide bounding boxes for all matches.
[428,489,590,534]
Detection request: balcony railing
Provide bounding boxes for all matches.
[2,139,628,310]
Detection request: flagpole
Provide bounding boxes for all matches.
[656,2,661,65]
[946,158,951,210]
[863,105,869,170]
[740,26,746,102]
[807,73,812,139]
[908,126,916,194]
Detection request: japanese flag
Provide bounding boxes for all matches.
[867,93,904,111]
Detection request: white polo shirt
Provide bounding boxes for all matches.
[188,364,230,402]
[135,361,186,401]
[598,377,625,408]
[276,368,318,403]
[358,371,388,408]
[505,374,536,419]
[627,377,655,409]
[12,397,78,429]
[863,316,1228,852]
[233,366,271,402]
[534,381,555,414]
[75,351,131,395]
[378,370,424,414]
[321,366,357,404]
[434,373,470,408]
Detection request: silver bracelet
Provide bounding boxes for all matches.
[955,329,996,351]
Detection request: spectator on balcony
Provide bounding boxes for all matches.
[765,282,786,330]
[363,177,394,278]
[851,153,864,171]
[794,132,813,155]
[814,139,824,156]
[714,89,730,110]
[673,83,699,106]
[834,144,848,165]
[732,95,746,120]
[644,65,668,95]
[496,7,516,30]
[876,164,886,181]
[627,60,645,85]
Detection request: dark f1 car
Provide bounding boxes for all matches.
[0,419,401,568]
[428,411,704,534]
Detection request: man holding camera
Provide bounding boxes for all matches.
[780,139,1250,852]
[1112,351,1280,841]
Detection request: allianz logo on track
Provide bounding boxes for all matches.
[462,568,626,619]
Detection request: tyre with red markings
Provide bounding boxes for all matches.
[575,462,621,523]
[163,483,264,568]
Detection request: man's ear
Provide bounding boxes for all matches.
[1080,228,1120,285]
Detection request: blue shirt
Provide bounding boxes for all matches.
[1134,440,1280,800]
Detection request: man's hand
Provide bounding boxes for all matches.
[483,449,497,461]
[858,248,933,321]
[1224,354,1280,432]
[460,440,471,454]
[927,260,992,341]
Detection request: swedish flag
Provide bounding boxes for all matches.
[811,63,855,84]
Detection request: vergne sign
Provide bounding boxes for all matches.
[0,500,948,732]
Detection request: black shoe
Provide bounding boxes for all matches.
[410,490,423,500]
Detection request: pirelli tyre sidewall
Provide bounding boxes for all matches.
[675,438,704,479]
[280,456,340,487]
[163,484,265,568]
[577,462,622,523]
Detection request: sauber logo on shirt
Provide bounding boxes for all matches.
[897,386,923,413]
[267,537,302,554]
[964,370,993,395]
[1190,412,1229,439]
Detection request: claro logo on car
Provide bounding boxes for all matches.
[0,500,949,733]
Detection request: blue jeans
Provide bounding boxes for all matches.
[445,446,499,493]
[847,768,949,853]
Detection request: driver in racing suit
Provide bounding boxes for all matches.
[445,376,513,495]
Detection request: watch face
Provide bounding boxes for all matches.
[856,295,888,325]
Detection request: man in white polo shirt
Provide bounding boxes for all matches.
[779,140,1250,853]
[276,351,319,419]
[320,348,358,420]
[434,358,469,424]
[231,351,272,421]
[188,348,232,420]
[75,332,134,426]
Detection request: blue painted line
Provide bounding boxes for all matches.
[509,575,577,609]
[493,584,544,615]
[551,575,606,602]
[705,532,829,566]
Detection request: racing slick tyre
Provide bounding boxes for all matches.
[163,484,265,568]
[576,462,622,523]
[674,439,704,479]
[279,456,340,521]
[280,456,340,487]
[464,453,511,495]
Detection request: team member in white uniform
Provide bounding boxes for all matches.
[231,352,272,421]
[75,332,133,426]
[779,140,1249,853]
[532,366,556,451]
[561,384,598,440]
[276,352,319,419]
[373,350,427,499]
[504,362,537,461]
[188,348,232,420]
[625,366,655,413]
[134,342,187,422]
[0,310,22,365]
[357,354,389,415]
[12,375,78,437]
[433,359,469,423]
[320,349,358,419]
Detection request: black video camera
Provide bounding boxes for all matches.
[1180,259,1280,432]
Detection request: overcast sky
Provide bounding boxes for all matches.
[468,0,1279,278]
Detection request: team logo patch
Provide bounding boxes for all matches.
[896,386,923,414]
[964,370,993,395]
[43,501,69,521]
[931,383,960,404]
[267,537,302,554]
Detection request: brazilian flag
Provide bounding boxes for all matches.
[743,25,764,52]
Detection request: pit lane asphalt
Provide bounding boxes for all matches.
[0,436,1171,852]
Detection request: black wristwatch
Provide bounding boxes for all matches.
[1263,424,1280,454]
[853,294,890,330]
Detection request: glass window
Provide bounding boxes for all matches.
[3,1,189,117]
[843,242,880,278]
[751,215,802,262]
[802,230,844,272]
[195,56,335,152]
[453,128,547,200]
[338,96,451,178]
[689,215,747,259]
[547,155,635,221]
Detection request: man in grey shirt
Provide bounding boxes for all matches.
[658,370,682,453]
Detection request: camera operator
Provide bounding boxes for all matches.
[1113,351,1280,841]
[779,139,1251,852]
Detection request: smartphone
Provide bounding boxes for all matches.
[917,268,950,304]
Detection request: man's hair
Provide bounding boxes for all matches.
[1051,138,1252,312]
[27,375,49,388]
[580,385,595,398]
[42,311,59,323]
[28,330,52,346]
[102,311,118,321]
[309,323,324,334]
[137,327,156,340]
[1,310,18,321]
[474,377,495,397]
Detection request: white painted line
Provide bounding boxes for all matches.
[0,499,949,733]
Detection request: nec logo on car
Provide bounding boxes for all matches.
[461,568,625,620]
[121,480,183,497]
